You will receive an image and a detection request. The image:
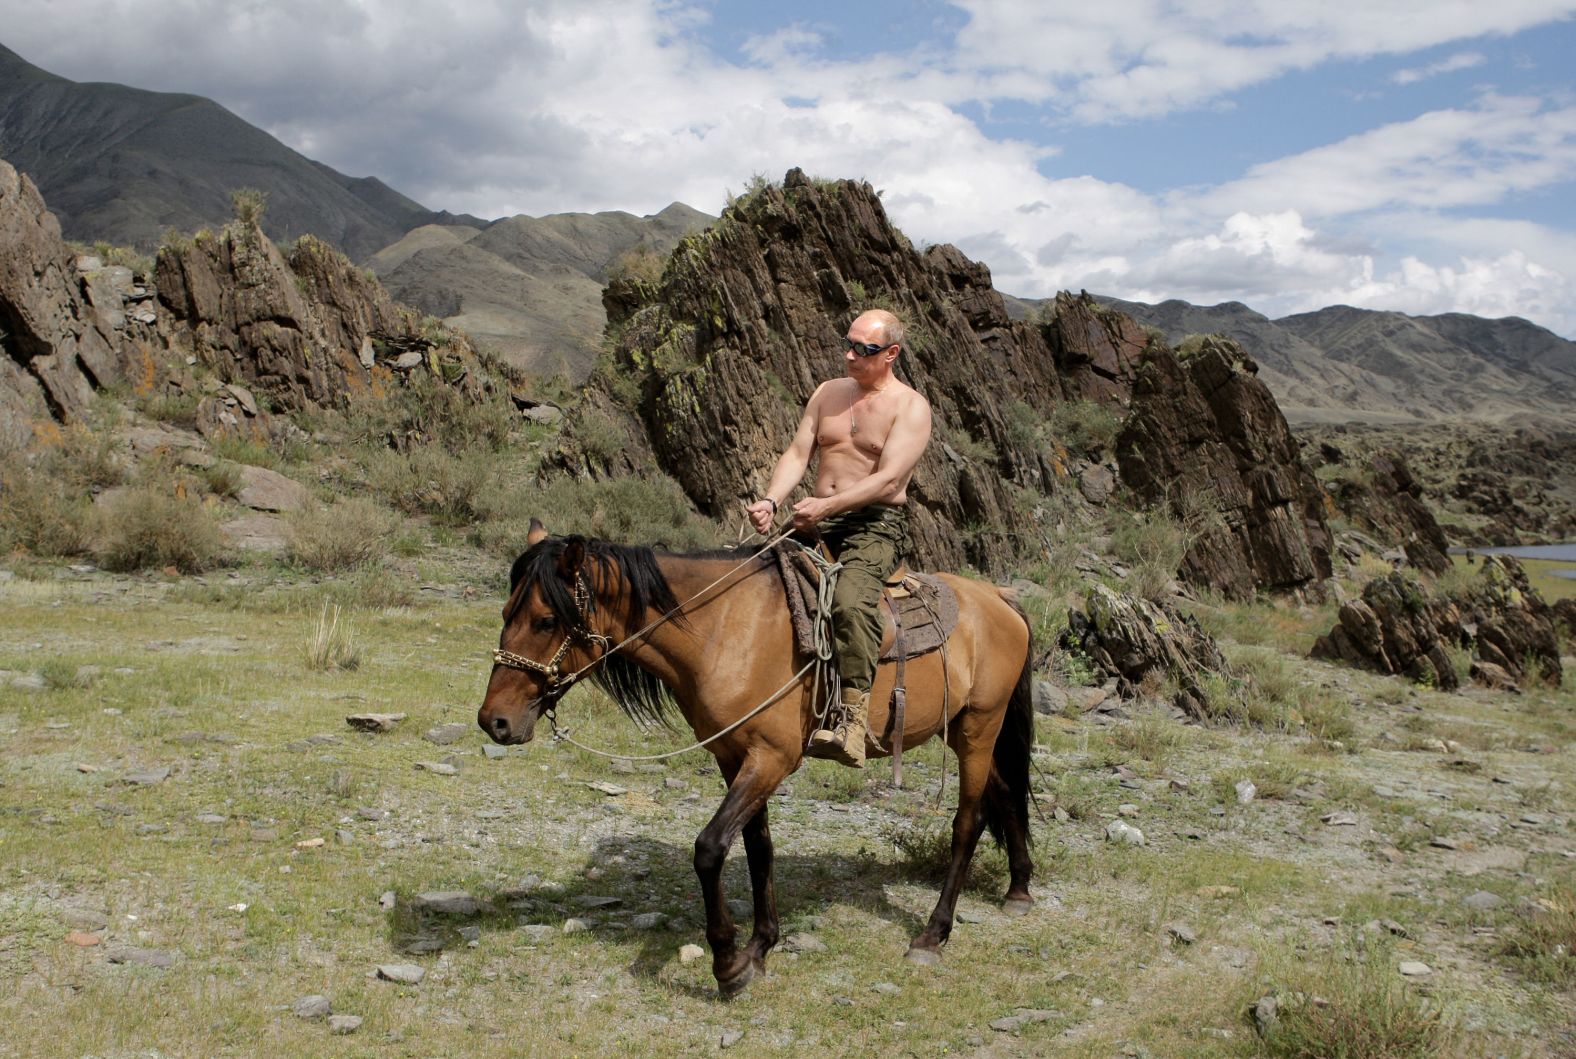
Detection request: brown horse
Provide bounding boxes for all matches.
[479,519,1035,997]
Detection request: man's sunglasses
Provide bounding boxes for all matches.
[845,337,896,357]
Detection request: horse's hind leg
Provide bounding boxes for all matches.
[989,769,1035,915]
[694,758,780,997]
[740,804,780,974]
[905,742,992,964]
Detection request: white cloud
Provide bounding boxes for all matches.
[1391,50,1487,85]
[1197,94,1576,218]
[3,0,1575,335]
[945,0,1576,119]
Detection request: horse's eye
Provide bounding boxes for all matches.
[532,616,557,633]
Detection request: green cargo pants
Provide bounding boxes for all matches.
[817,505,910,695]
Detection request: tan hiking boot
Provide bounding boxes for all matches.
[807,689,868,768]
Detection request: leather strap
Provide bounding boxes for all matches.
[888,592,907,789]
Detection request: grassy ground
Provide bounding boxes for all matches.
[2,561,1572,1058]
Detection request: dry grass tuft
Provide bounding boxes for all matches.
[286,497,398,573]
[94,486,221,572]
[304,602,361,671]
[1257,945,1459,1059]
[1495,882,1576,986]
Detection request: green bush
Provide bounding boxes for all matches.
[1496,882,1576,985]
[474,473,722,555]
[0,468,95,558]
[1046,399,1121,457]
[287,498,398,573]
[93,486,222,572]
[363,446,497,524]
[343,375,513,456]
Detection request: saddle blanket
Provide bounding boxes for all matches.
[773,544,960,662]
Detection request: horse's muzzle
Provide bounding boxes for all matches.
[479,698,541,746]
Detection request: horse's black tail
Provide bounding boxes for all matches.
[983,598,1034,850]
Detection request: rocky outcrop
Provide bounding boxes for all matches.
[0,158,123,444]
[1310,572,1464,690]
[1311,557,1562,691]
[1323,450,1451,573]
[1041,292,1149,408]
[1114,336,1334,600]
[1062,583,1233,718]
[155,224,486,413]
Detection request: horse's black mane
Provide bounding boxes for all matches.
[506,537,769,729]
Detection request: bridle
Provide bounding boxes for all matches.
[491,571,612,700]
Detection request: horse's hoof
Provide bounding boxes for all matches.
[1002,897,1035,917]
[717,959,757,999]
[904,946,942,967]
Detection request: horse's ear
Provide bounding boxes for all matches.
[526,519,548,547]
[556,538,585,579]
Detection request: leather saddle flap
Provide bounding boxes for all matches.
[774,544,959,663]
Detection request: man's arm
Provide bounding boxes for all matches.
[792,396,932,526]
[746,384,824,533]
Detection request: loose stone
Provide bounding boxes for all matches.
[679,943,705,964]
[328,1014,363,1034]
[376,963,425,984]
[293,995,332,1019]
[1398,961,1432,977]
[424,723,470,745]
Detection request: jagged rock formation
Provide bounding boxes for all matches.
[2,156,496,453]
[0,158,124,445]
[1062,583,1233,718]
[1311,572,1464,690]
[1311,557,1562,691]
[565,169,1146,570]
[1114,336,1334,600]
[156,223,487,413]
[1319,450,1451,573]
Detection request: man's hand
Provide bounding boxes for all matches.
[746,499,778,535]
[791,496,835,529]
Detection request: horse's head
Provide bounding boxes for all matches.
[479,519,602,745]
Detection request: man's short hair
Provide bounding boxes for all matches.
[862,309,905,349]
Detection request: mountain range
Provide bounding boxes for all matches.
[0,42,480,258]
[4,39,1573,422]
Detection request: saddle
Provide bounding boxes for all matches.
[773,545,960,663]
[774,542,960,787]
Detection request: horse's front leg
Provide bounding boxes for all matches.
[740,804,780,975]
[694,758,780,997]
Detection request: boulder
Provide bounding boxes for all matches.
[236,465,309,512]
[1061,583,1233,718]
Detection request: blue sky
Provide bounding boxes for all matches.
[6,1,1576,334]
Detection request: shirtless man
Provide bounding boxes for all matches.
[745,309,934,767]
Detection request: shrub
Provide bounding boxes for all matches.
[474,473,722,555]
[33,424,125,491]
[344,374,513,455]
[605,244,666,287]
[286,498,398,573]
[230,187,268,226]
[198,460,243,499]
[363,446,497,524]
[0,469,95,558]
[887,817,1006,891]
[1109,715,1185,765]
[1046,399,1121,457]
[1256,943,1458,1059]
[93,486,221,572]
